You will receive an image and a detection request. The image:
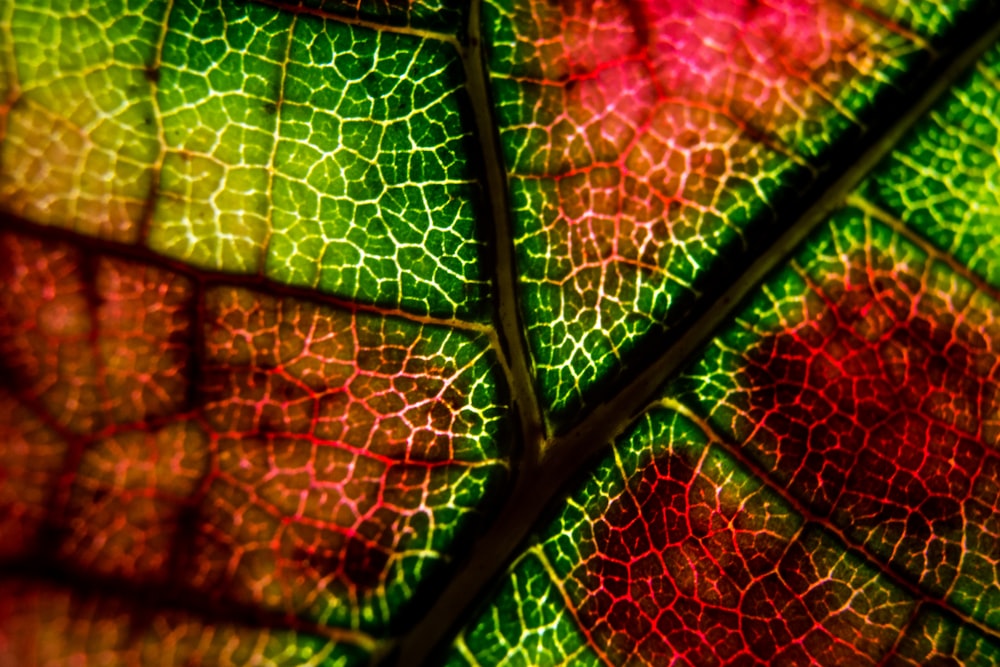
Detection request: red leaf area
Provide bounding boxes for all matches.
[740,257,1000,604]
[0,231,490,631]
[575,441,907,665]
[525,0,878,175]
[509,0,909,413]
[574,247,1000,664]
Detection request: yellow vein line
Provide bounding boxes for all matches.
[659,396,999,640]
[847,193,1000,304]
[545,12,1000,470]
[530,545,616,667]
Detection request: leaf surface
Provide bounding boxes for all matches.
[450,25,1000,667]
[0,0,998,666]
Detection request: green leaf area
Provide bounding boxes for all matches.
[0,1,997,665]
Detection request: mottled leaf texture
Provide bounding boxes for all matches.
[489,0,930,420]
[0,0,999,666]
[452,27,1000,667]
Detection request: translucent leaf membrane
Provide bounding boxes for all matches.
[483,0,968,420]
[0,236,193,435]
[892,608,1000,666]
[450,35,1000,666]
[0,580,373,667]
[0,231,510,660]
[672,213,1000,627]
[269,0,466,34]
[449,409,942,665]
[0,0,166,242]
[0,0,488,319]
[4,0,1000,663]
[451,218,1000,664]
[858,41,1000,289]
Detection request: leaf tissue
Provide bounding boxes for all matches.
[0,0,997,665]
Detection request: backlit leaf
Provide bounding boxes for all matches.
[0,0,998,665]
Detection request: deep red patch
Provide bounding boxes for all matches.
[742,267,1000,596]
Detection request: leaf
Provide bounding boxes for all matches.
[0,1,997,666]
[447,3,1000,665]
